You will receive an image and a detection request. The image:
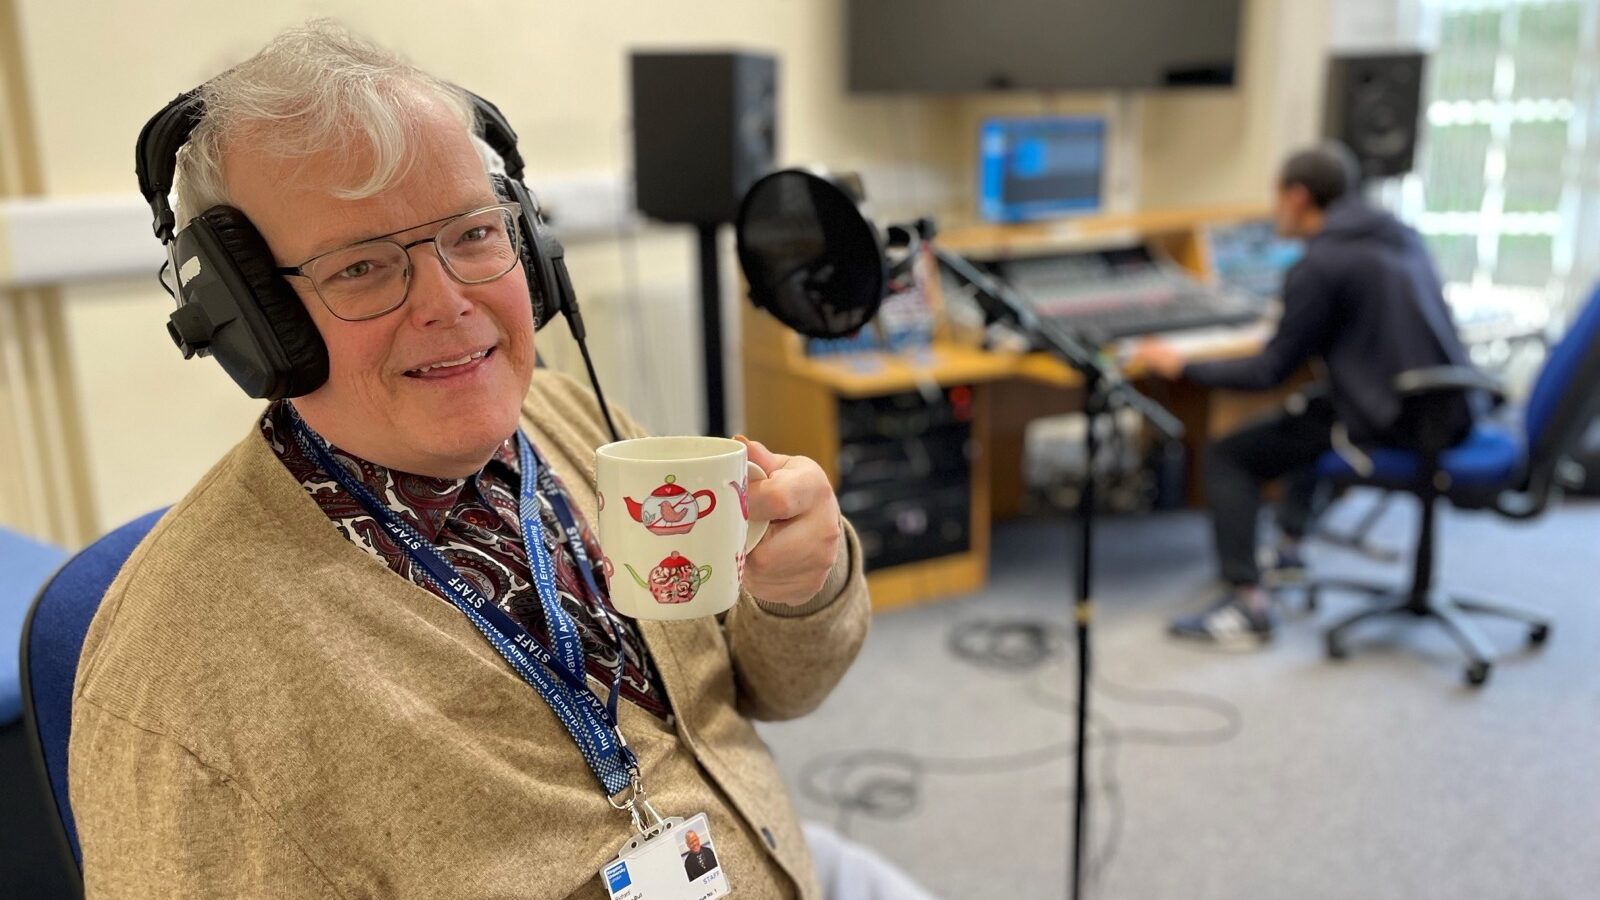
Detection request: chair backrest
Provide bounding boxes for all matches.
[2,529,67,727]
[20,508,167,871]
[1511,283,1600,513]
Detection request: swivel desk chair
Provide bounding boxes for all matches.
[1306,283,1600,687]
[1,528,70,896]
[19,508,169,896]
[1311,321,1554,564]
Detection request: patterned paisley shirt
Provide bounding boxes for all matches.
[260,400,671,720]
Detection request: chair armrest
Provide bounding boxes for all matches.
[1393,366,1507,404]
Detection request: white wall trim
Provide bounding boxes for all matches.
[0,195,159,288]
[0,171,639,291]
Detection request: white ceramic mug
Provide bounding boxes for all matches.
[595,436,770,621]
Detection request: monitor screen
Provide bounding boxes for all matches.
[847,0,1241,92]
[1206,219,1304,303]
[978,117,1104,223]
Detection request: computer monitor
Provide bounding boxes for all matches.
[977,117,1105,223]
[1204,218,1303,303]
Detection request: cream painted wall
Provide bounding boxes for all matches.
[13,0,1326,538]
[926,0,1331,214]
[1141,0,1331,208]
[1139,0,1283,209]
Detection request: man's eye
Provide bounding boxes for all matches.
[335,260,378,280]
[458,225,494,243]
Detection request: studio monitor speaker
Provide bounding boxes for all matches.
[630,51,778,225]
[1324,51,1427,181]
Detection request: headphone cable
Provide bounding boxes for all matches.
[555,259,622,443]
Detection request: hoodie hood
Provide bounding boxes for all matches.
[1313,197,1414,249]
[1183,191,1473,445]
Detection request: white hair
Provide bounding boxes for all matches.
[174,19,479,222]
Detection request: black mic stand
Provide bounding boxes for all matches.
[927,233,1183,900]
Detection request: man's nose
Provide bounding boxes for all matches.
[405,245,473,327]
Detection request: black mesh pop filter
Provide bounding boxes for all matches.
[735,168,887,339]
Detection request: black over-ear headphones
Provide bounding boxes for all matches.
[135,85,581,402]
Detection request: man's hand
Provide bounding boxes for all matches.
[733,436,842,608]
[1127,338,1187,380]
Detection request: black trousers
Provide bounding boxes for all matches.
[1204,399,1335,586]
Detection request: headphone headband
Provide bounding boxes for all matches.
[467,92,525,182]
[136,85,526,242]
[135,88,204,241]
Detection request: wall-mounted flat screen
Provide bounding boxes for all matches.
[848,0,1241,92]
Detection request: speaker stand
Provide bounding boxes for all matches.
[696,222,728,437]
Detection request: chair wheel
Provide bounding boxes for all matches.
[1465,662,1491,687]
[1528,623,1550,646]
[1325,634,1346,660]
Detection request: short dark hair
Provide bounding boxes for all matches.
[1278,143,1361,209]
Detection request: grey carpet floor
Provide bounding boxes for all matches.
[756,491,1600,900]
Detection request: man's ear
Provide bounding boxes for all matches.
[1284,183,1315,216]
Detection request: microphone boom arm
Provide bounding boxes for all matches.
[925,226,1185,900]
[928,242,1184,442]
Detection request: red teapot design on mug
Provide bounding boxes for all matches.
[625,551,713,604]
[624,475,716,536]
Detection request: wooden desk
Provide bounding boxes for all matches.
[743,344,1004,609]
[739,205,1292,609]
[780,343,1020,398]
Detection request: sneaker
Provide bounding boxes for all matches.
[1259,544,1308,587]
[1169,593,1275,650]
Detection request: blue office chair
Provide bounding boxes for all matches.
[1308,285,1600,686]
[1310,325,1555,564]
[3,529,66,728]
[2,528,70,897]
[19,508,168,888]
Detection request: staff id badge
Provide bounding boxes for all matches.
[601,813,731,900]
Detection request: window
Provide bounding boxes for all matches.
[1405,0,1598,375]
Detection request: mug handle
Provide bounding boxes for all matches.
[692,489,717,517]
[744,461,770,553]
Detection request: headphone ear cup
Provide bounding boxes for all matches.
[190,207,329,398]
[491,173,563,331]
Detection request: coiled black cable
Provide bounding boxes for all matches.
[797,618,1244,897]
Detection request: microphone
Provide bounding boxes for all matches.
[734,167,1183,441]
[734,168,919,339]
[734,163,1187,900]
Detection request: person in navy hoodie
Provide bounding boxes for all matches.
[1131,142,1473,649]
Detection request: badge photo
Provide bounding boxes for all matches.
[601,813,730,900]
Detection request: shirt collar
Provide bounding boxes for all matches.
[264,399,521,541]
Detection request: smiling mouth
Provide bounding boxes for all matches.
[405,346,495,378]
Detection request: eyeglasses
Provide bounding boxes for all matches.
[275,202,524,322]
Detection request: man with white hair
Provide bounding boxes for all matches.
[69,21,926,899]
[683,829,721,880]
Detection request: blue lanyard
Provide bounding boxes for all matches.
[291,418,638,797]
